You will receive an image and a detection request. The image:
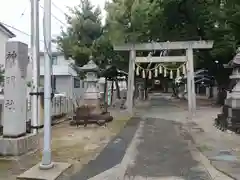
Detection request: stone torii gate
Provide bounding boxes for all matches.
[114,41,213,115]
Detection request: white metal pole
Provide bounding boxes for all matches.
[30,0,34,130]
[40,0,53,169]
[31,0,40,134]
[30,1,34,52]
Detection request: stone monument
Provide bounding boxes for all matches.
[0,42,38,156]
[215,50,240,132]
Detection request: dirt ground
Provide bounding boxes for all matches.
[0,110,131,180]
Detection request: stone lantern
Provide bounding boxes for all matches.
[80,56,101,113]
[224,52,240,105]
[215,50,240,132]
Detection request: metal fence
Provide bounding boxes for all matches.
[26,96,75,122]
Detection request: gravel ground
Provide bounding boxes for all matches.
[0,110,131,180]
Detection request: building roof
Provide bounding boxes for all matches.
[40,65,77,76]
[0,23,15,38]
[39,51,64,56]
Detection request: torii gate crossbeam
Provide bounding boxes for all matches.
[135,56,187,63]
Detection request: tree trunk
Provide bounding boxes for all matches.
[110,80,114,105]
[172,82,178,98]
[103,78,108,113]
[209,86,213,98]
[216,86,227,105]
[144,77,148,100]
[165,81,169,93]
[115,78,121,99]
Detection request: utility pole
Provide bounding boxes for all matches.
[39,0,53,169]
[31,0,40,134]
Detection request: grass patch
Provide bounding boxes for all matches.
[52,143,86,161]
[0,115,132,179]
[197,144,213,152]
[108,116,131,135]
[0,159,11,171]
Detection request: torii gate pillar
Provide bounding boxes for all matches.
[126,48,136,114]
[187,48,196,114]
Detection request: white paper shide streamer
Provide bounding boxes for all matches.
[142,69,145,78]
[182,64,186,75]
[136,66,140,76]
[170,70,173,79]
[155,67,158,77]
[177,68,180,78]
[164,68,167,77]
[148,70,152,79]
[159,65,163,74]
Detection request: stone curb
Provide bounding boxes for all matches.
[185,124,235,180]
[209,161,237,180]
[162,95,236,180]
[190,144,233,180]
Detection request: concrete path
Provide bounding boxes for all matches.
[70,117,141,180]
[124,118,211,179]
[70,94,233,180]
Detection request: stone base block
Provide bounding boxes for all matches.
[215,102,240,133]
[0,125,2,135]
[225,97,240,108]
[0,133,39,156]
[17,162,72,180]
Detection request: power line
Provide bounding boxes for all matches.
[39,4,67,27]
[20,6,27,19]
[52,1,68,17]
[0,21,57,47]
[1,21,31,37]
[27,0,67,27]
[19,0,29,19]
[0,1,66,48]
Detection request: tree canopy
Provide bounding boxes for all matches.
[57,0,127,69]
[57,0,102,66]
[57,0,240,86]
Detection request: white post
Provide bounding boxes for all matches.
[187,48,196,114]
[186,62,192,115]
[126,48,136,113]
[40,0,53,169]
[3,42,28,137]
[206,87,210,97]
[30,1,34,52]
[31,0,40,134]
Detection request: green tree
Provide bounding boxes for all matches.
[105,0,240,87]
[0,66,4,85]
[57,0,102,66]
[57,0,129,71]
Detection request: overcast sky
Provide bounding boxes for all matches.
[0,0,106,51]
